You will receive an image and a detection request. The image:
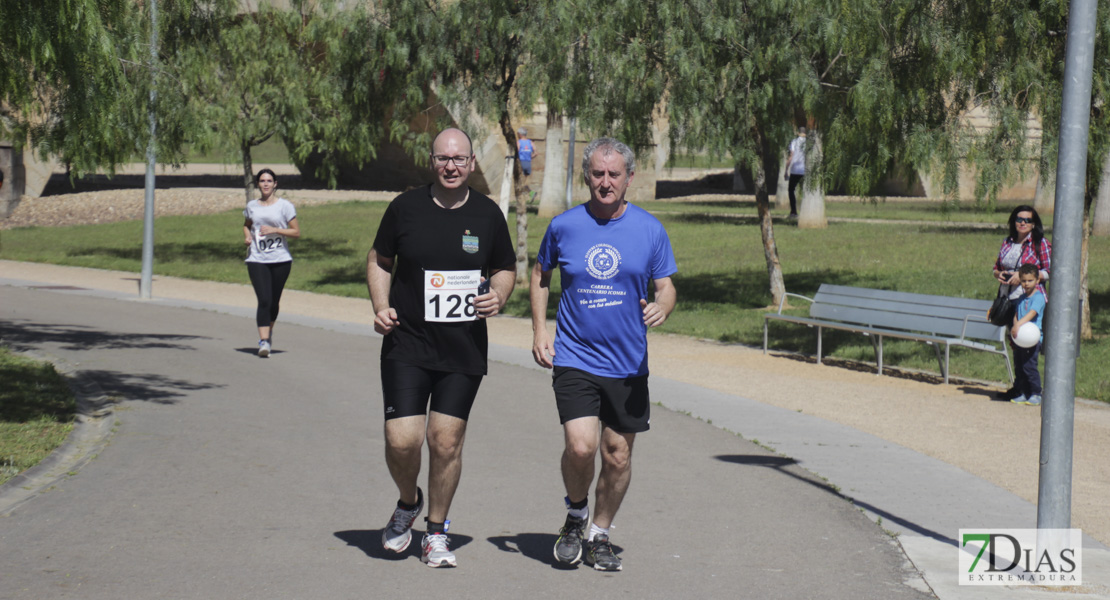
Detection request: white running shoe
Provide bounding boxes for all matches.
[257,340,271,357]
[421,532,457,568]
[382,488,423,553]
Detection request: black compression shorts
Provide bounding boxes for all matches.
[380,360,483,421]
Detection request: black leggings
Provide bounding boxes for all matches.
[247,261,292,328]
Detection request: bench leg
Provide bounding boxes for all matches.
[877,336,883,376]
[817,326,823,364]
[866,334,883,375]
[932,343,948,384]
[946,344,951,385]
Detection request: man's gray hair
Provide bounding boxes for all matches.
[581,138,635,176]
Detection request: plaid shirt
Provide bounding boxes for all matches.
[994,236,1051,296]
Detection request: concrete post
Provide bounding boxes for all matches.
[0,143,25,218]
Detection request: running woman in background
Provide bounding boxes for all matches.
[243,168,299,357]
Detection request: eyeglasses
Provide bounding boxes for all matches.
[432,155,472,167]
[1015,217,1034,224]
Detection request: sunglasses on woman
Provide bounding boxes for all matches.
[1015,217,1033,224]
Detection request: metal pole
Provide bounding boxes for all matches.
[564,116,576,211]
[140,0,158,299]
[1037,0,1097,531]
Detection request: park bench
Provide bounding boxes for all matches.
[762,284,1013,385]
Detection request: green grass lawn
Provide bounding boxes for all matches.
[2,199,1106,400]
[185,136,291,164]
[644,197,1054,227]
[0,348,76,485]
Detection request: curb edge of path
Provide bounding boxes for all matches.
[0,357,119,517]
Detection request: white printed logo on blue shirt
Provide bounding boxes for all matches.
[585,244,621,280]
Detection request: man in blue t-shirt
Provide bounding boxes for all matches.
[530,137,677,572]
[517,128,535,176]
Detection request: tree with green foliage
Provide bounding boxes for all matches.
[409,0,666,286]
[665,0,967,307]
[171,0,393,202]
[419,0,558,287]
[173,0,296,201]
[0,0,142,173]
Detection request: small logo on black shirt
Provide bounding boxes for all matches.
[462,230,479,254]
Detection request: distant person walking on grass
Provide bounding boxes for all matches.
[785,127,806,219]
[531,137,677,572]
[243,168,299,357]
[367,128,516,568]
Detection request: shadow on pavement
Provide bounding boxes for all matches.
[489,532,559,567]
[334,530,474,561]
[80,370,224,405]
[716,454,956,545]
[487,532,625,570]
[853,498,957,546]
[0,319,207,352]
[234,348,286,357]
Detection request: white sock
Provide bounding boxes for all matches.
[568,506,588,521]
[588,523,608,542]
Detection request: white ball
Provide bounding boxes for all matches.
[1013,322,1041,348]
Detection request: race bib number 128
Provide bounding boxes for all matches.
[424,270,481,323]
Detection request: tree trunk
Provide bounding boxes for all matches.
[1091,151,1110,236]
[538,112,566,219]
[1034,139,1056,216]
[798,131,827,229]
[752,125,786,308]
[515,180,529,288]
[774,150,790,211]
[499,113,530,288]
[242,143,254,204]
[498,156,513,220]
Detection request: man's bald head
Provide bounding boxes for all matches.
[432,128,474,156]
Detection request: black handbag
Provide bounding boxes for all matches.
[988,293,1015,327]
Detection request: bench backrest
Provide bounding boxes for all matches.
[810,284,1004,341]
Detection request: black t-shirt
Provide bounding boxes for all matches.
[372,185,516,375]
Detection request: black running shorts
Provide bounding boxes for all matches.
[380,360,483,421]
[552,366,650,433]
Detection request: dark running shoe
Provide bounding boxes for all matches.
[553,513,588,565]
[585,533,622,571]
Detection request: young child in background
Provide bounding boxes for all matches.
[1011,263,1046,406]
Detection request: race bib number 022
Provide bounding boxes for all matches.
[424,270,481,323]
[255,229,285,253]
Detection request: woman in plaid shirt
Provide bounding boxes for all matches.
[993,205,1051,302]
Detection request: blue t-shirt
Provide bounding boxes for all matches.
[518,139,534,162]
[536,203,678,377]
[1017,289,1046,340]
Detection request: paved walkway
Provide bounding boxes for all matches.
[1,262,1108,599]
